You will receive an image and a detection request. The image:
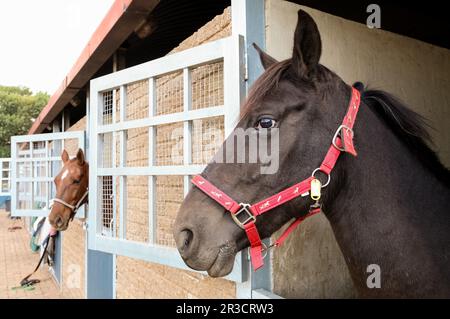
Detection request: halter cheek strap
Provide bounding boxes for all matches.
[192,87,361,271]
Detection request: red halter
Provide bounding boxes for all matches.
[192,87,361,271]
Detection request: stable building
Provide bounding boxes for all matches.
[10,0,450,298]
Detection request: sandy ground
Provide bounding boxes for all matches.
[0,210,68,299]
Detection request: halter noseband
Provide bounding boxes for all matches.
[192,86,361,271]
[50,189,88,221]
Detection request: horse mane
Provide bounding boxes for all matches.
[241,60,335,118]
[239,60,450,186]
[360,86,450,186]
[241,59,292,118]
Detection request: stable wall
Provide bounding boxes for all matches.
[266,0,450,298]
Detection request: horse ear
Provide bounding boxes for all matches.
[76,149,85,165]
[291,10,322,78]
[61,150,69,164]
[253,43,278,70]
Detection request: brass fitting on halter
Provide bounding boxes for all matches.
[231,203,256,229]
[310,168,330,212]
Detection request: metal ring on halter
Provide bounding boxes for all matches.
[332,124,353,151]
[261,242,279,259]
[248,242,269,260]
[261,242,269,259]
[231,203,256,229]
[311,168,331,188]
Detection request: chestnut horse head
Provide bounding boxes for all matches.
[48,149,88,231]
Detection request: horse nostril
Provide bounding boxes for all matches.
[54,216,64,229]
[177,229,194,256]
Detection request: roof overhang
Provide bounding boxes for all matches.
[29,0,448,135]
[289,0,449,50]
[29,0,160,134]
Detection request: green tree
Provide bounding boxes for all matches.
[0,85,49,157]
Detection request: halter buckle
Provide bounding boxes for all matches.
[231,203,256,229]
[332,124,354,152]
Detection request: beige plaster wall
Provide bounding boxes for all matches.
[265,0,450,298]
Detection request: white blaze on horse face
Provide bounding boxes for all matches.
[61,168,69,181]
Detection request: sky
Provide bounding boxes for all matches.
[0,0,115,95]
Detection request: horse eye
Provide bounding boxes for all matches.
[256,117,277,129]
[73,179,81,184]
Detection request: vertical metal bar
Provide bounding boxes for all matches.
[112,90,117,125]
[44,140,50,210]
[232,0,269,298]
[61,113,66,152]
[120,86,126,122]
[183,68,192,112]
[11,139,17,215]
[52,120,61,219]
[148,77,157,244]
[112,91,117,169]
[29,141,34,210]
[223,35,246,137]
[183,68,192,197]
[87,88,101,247]
[112,178,117,238]
[48,140,52,210]
[75,129,86,218]
[119,86,127,239]
[86,87,115,298]
[111,92,117,238]
[148,175,156,244]
[84,88,90,299]
[85,88,90,154]
[118,156,126,239]
[87,84,115,300]
[51,120,63,287]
